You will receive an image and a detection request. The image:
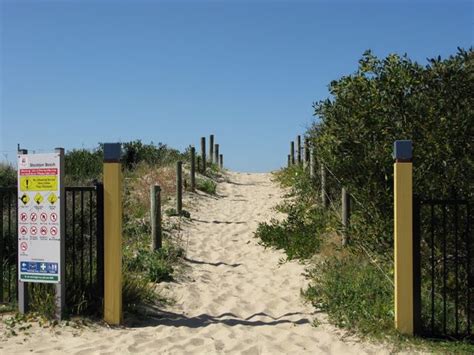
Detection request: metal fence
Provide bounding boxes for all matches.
[413,196,473,339]
[1,184,104,313]
[0,187,18,304]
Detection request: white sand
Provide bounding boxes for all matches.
[0,172,392,354]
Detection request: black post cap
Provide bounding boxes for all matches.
[103,143,121,163]
[393,140,412,162]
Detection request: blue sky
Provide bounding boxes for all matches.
[1,0,472,172]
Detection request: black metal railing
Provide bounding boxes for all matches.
[414,196,472,339]
[64,184,104,313]
[0,187,18,304]
[0,184,104,314]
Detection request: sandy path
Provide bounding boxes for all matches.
[0,172,389,354]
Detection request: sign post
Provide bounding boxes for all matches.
[17,149,64,318]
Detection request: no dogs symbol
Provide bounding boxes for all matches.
[20,242,28,252]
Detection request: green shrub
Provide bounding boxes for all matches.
[0,163,16,186]
[125,243,184,283]
[196,178,217,195]
[303,254,393,335]
[122,272,158,312]
[308,48,474,256]
[164,208,191,218]
[65,148,102,185]
[255,203,329,260]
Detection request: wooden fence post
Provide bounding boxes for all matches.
[287,154,291,168]
[321,164,328,208]
[309,148,316,180]
[176,161,183,214]
[219,154,223,169]
[290,141,295,165]
[209,134,214,164]
[151,185,162,250]
[393,140,414,335]
[304,139,310,169]
[297,135,302,164]
[200,137,206,173]
[190,146,196,192]
[341,187,351,246]
[214,144,219,166]
[103,143,123,325]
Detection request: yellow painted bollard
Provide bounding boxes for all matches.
[393,140,413,335]
[103,143,123,325]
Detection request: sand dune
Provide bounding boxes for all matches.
[0,172,390,354]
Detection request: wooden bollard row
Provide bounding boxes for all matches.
[286,134,351,245]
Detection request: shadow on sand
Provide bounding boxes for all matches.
[126,310,313,329]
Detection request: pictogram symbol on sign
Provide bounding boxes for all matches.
[20,213,28,222]
[48,193,58,205]
[20,194,30,205]
[20,242,28,252]
[30,226,38,235]
[20,226,28,235]
[50,226,58,236]
[30,213,37,222]
[34,193,43,205]
[40,213,48,222]
[50,213,58,222]
[40,226,48,236]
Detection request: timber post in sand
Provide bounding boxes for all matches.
[176,161,183,214]
[214,144,219,166]
[297,135,302,164]
[309,148,316,180]
[320,164,328,208]
[290,141,295,165]
[151,185,162,250]
[209,134,214,164]
[200,137,206,173]
[341,187,351,246]
[190,146,196,192]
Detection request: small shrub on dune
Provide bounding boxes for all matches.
[302,253,393,336]
[196,178,217,195]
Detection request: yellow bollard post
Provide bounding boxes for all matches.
[393,140,413,335]
[103,143,123,325]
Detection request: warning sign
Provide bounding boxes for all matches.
[20,176,58,192]
[17,152,62,284]
[20,194,30,205]
[34,193,44,205]
[48,193,58,205]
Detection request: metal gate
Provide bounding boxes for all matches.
[413,195,473,339]
[0,184,104,313]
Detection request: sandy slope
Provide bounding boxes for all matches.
[0,172,390,354]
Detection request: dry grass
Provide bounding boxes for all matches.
[125,163,177,210]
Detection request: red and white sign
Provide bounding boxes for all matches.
[20,242,28,252]
[40,213,48,222]
[20,226,28,235]
[50,226,58,236]
[20,213,27,222]
[30,213,37,222]
[30,226,38,235]
[50,213,58,222]
[19,168,58,176]
[40,226,48,236]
